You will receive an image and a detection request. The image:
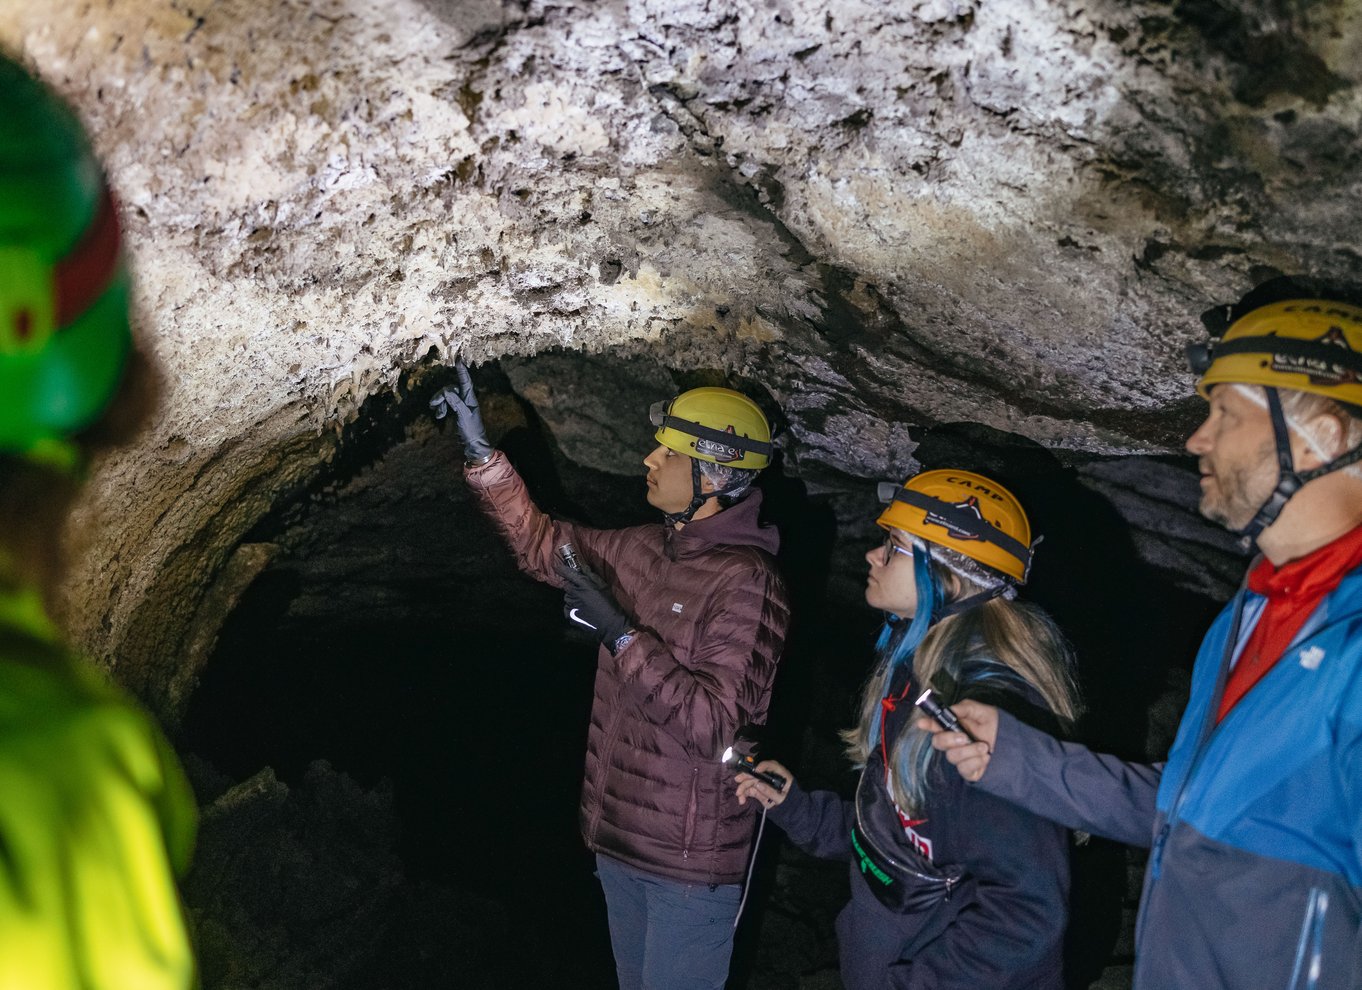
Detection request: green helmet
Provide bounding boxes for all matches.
[0,54,131,467]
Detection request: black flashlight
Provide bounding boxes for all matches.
[557,542,582,572]
[722,745,786,791]
[915,688,978,743]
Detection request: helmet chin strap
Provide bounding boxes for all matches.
[868,549,1008,749]
[1237,387,1362,543]
[662,458,744,526]
[884,545,1008,642]
[936,586,1008,620]
[879,550,942,669]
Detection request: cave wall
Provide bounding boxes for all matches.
[1,0,1357,715]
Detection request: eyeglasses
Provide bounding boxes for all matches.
[881,536,912,566]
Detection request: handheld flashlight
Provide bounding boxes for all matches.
[915,688,978,743]
[722,745,786,792]
[557,542,582,572]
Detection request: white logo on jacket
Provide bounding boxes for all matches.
[902,822,933,860]
[895,807,934,860]
[1300,646,1325,670]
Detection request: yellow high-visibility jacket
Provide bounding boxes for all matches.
[0,583,196,990]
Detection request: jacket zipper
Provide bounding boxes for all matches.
[1134,589,1246,989]
[681,766,698,859]
[589,687,627,844]
[1286,887,1329,990]
[1151,589,1251,880]
[1139,590,1335,986]
[1155,594,1340,877]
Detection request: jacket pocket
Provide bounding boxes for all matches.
[1286,887,1329,990]
[682,766,698,858]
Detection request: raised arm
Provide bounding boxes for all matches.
[434,359,612,586]
[464,449,581,587]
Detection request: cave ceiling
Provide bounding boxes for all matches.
[4,0,1359,715]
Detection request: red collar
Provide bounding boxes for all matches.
[1248,524,1362,603]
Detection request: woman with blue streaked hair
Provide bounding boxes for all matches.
[735,469,1080,990]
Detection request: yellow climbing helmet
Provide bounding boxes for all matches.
[1189,299,1362,406]
[876,469,1035,583]
[649,387,772,470]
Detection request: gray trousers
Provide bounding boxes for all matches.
[595,853,743,990]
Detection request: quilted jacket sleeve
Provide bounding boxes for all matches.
[463,450,617,585]
[615,557,786,760]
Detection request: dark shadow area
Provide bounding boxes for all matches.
[727,456,861,989]
[180,368,650,989]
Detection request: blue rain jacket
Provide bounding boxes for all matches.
[982,568,1362,989]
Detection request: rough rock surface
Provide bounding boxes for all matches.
[3,0,1353,703]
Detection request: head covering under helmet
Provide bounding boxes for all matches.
[1187,288,1362,540]
[0,54,131,468]
[648,387,772,525]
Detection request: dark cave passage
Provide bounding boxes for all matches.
[175,360,1234,990]
[177,371,651,988]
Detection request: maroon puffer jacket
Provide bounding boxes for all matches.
[465,451,790,884]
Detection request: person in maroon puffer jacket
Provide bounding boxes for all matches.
[431,363,790,990]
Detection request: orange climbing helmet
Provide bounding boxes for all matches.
[876,469,1035,583]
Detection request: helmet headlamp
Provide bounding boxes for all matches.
[1185,341,1213,376]
[876,470,1036,584]
[648,399,668,429]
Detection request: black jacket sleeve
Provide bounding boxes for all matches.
[978,709,1162,848]
[766,781,856,862]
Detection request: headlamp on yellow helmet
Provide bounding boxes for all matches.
[875,469,1036,584]
[1187,299,1362,406]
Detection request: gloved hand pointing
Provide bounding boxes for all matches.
[429,359,494,464]
[557,559,633,653]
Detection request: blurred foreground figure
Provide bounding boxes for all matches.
[0,53,197,989]
[926,280,1362,990]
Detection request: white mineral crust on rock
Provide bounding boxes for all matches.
[0,0,1356,704]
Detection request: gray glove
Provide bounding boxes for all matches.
[429,359,494,463]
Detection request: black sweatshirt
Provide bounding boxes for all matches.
[767,662,1069,990]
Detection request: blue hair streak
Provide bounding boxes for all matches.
[867,543,942,751]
